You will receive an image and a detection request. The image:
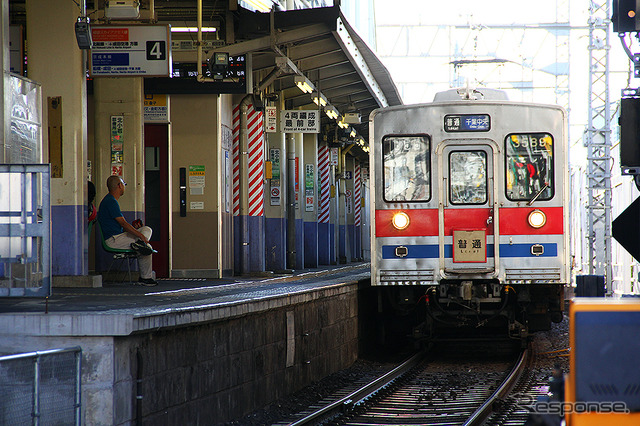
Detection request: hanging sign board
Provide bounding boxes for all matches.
[265,106,277,133]
[330,148,339,166]
[143,94,168,122]
[90,25,171,77]
[281,110,320,133]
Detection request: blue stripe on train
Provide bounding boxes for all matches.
[381,243,557,259]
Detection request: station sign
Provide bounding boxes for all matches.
[281,110,320,133]
[90,25,171,77]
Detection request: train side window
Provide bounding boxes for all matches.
[505,133,554,201]
[449,151,487,204]
[382,135,431,202]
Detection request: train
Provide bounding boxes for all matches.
[369,87,569,341]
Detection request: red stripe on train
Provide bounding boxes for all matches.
[375,207,563,237]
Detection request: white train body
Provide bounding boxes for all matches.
[369,88,569,337]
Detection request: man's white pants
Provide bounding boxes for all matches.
[105,226,153,279]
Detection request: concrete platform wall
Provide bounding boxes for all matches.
[0,282,360,425]
[122,290,358,424]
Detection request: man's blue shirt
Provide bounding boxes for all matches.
[98,193,123,240]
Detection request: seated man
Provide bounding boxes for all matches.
[97,175,157,286]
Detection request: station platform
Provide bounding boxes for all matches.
[0,262,370,315]
[0,263,371,425]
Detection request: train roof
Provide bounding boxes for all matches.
[433,87,509,102]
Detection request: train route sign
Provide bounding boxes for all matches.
[453,230,486,263]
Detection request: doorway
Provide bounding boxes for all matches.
[440,143,495,273]
[144,123,169,277]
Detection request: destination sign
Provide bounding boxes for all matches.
[444,114,491,132]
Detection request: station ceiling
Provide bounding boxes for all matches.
[9,1,402,146]
[214,5,403,143]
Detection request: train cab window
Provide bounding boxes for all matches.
[505,133,554,201]
[449,151,487,204]
[382,135,431,202]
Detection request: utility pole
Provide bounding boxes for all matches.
[586,0,613,291]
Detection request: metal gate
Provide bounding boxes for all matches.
[0,164,51,297]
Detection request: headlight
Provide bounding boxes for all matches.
[392,212,410,230]
[528,209,546,228]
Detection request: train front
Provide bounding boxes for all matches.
[369,89,569,342]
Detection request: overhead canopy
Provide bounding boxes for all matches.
[212,5,403,142]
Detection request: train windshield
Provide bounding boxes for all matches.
[382,135,431,202]
[449,151,487,204]
[505,133,554,201]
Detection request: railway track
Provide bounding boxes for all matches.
[285,347,528,426]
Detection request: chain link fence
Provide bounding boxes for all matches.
[0,347,81,425]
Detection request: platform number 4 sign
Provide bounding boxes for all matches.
[146,41,166,61]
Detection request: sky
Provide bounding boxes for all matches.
[371,0,634,156]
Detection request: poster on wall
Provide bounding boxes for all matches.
[270,148,281,206]
[224,151,230,213]
[294,157,299,208]
[189,165,205,195]
[305,164,314,212]
[345,189,353,214]
[110,115,124,177]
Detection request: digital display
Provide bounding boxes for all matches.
[172,55,246,82]
[444,114,491,132]
[145,55,247,94]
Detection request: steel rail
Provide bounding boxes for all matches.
[288,351,425,426]
[462,348,529,426]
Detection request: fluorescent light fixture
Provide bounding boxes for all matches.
[313,93,327,107]
[338,119,348,129]
[242,0,273,12]
[350,129,357,138]
[171,27,217,33]
[325,107,339,120]
[294,75,313,94]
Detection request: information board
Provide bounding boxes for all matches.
[90,25,171,77]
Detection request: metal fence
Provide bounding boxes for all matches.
[0,347,81,425]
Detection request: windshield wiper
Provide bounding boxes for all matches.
[527,183,549,206]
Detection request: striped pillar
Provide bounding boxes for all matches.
[317,145,331,264]
[247,107,265,217]
[354,163,361,227]
[354,163,362,260]
[318,145,330,224]
[232,105,240,217]
[232,102,265,274]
